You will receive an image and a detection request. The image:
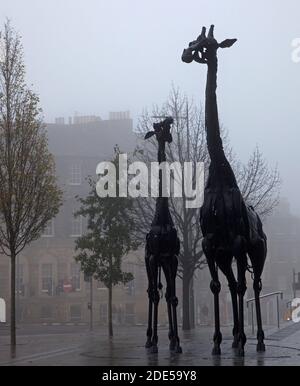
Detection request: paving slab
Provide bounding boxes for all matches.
[0,324,300,366]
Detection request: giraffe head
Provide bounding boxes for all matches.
[182,25,237,65]
[144,116,174,144]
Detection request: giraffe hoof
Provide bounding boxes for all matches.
[169,340,176,351]
[237,348,244,357]
[145,340,153,349]
[169,337,180,351]
[150,345,158,354]
[232,338,239,349]
[237,344,245,357]
[175,346,182,354]
[212,346,221,356]
[257,342,265,352]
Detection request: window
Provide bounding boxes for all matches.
[70,304,81,320]
[71,263,81,291]
[42,219,54,237]
[70,163,81,185]
[41,264,53,293]
[56,263,67,295]
[71,216,82,237]
[57,263,67,281]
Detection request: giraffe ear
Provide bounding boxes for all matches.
[219,39,237,48]
[144,131,155,140]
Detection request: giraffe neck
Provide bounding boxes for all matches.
[205,57,238,188]
[157,141,166,197]
[151,143,174,227]
[205,57,224,162]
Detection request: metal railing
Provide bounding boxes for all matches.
[246,291,283,334]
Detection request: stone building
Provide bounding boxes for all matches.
[0,113,155,325]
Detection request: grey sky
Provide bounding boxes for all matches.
[1,0,300,214]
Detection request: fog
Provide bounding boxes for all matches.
[1,0,300,213]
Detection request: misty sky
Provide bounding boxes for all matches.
[1,0,300,214]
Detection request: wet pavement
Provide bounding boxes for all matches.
[1,323,300,366]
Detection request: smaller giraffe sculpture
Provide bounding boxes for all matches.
[144,117,182,354]
[182,26,267,357]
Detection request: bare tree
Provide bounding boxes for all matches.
[0,21,62,348]
[235,146,280,218]
[133,86,280,330]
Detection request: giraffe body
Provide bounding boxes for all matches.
[144,117,182,354]
[182,25,267,356]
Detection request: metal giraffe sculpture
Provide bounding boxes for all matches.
[144,117,182,354]
[182,25,267,356]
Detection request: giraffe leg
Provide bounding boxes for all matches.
[161,261,175,351]
[145,250,153,348]
[218,259,239,349]
[169,255,182,353]
[249,239,266,352]
[166,292,175,350]
[254,277,265,352]
[228,273,239,349]
[203,237,222,355]
[234,236,247,357]
[149,255,159,354]
[210,274,222,356]
[145,292,153,348]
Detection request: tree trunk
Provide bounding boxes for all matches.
[108,282,113,338]
[182,269,191,330]
[10,253,16,347]
[89,277,93,331]
[190,276,195,329]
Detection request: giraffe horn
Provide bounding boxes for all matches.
[208,25,215,39]
[197,26,206,41]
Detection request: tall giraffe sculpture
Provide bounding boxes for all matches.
[144,117,182,354]
[182,25,267,357]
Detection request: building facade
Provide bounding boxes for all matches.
[0,113,156,325]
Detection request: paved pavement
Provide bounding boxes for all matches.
[1,323,300,366]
